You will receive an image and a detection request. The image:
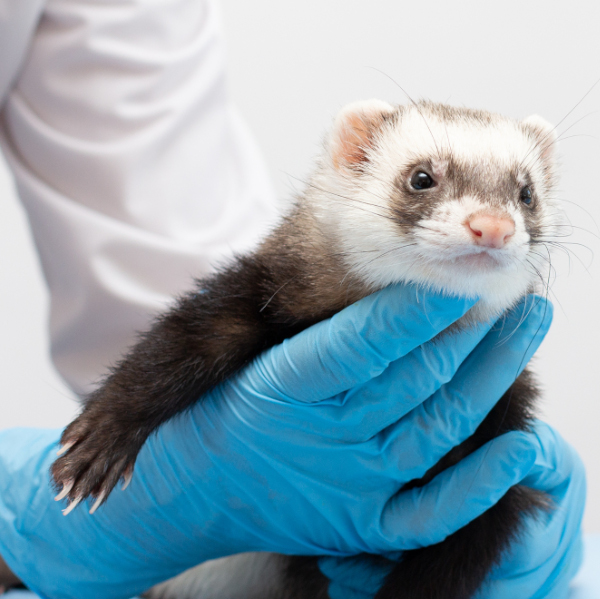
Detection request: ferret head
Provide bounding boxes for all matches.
[311,99,561,319]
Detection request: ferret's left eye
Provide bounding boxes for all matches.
[410,171,436,190]
[520,186,533,205]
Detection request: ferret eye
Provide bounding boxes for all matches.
[520,186,533,205]
[410,171,435,190]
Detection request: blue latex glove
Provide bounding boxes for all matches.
[0,285,552,599]
[318,423,586,599]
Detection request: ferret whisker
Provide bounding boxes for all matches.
[522,113,600,174]
[549,224,600,241]
[555,133,599,142]
[522,262,547,293]
[443,122,456,165]
[346,244,419,282]
[497,288,544,347]
[410,223,442,234]
[554,110,600,143]
[533,242,572,273]
[317,191,390,217]
[259,277,298,313]
[289,175,392,217]
[520,135,558,173]
[363,171,398,196]
[522,124,595,175]
[363,244,418,265]
[528,250,558,287]
[321,194,393,222]
[533,247,567,316]
[519,75,600,168]
[549,242,593,273]
[537,233,574,239]
[534,238,593,256]
[520,247,551,284]
[535,238,594,270]
[523,253,552,291]
[324,248,398,258]
[523,135,592,175]
[495,310,508,339]
[365,67,442,159]
[527,248,552,266]
[538,245,561,296]
[554,199,600,234]
[519,140,548,172]
[330,162,394,204]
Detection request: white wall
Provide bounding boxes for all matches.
[0,0,599,532]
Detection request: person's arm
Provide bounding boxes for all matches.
[0,0,278,397]
[0,289,553,599]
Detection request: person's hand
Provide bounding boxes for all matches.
[0,285,552,599]
[481,420,585,599]
[318,420,586,599]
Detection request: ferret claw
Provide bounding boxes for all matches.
[121,466,134,491]
[56,441,75,457]
[62,496,82,516]
[89,491,107,515]
[54,480,74,501]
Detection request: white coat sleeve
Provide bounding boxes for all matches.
[0,0,279,397]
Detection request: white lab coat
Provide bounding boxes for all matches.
[0,0,278,397]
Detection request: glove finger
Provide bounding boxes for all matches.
[521,420,586,496]
[252,284,476,403]
[481,527,584,599]
[372,296,552,482]
[309,318,493,440]
[481,420,585,599]
[371,430,538,552]
[498,422,586,599]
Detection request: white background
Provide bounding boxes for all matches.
[1,0,599,531]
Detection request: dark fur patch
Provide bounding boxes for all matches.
[282,556,331,599]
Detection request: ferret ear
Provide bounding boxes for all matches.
[522,114,557,163]
[330,100,396,172]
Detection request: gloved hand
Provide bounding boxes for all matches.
[482,420,585,599]
[0,285,552,599]
[318,423,586,599]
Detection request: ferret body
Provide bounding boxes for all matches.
[52,99,560,599]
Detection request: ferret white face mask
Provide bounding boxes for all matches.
[310,100,560,321]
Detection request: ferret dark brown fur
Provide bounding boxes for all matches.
[51,99,560,599]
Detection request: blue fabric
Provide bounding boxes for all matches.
[0,287,555,599]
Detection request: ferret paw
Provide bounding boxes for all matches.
[51,411,142,515]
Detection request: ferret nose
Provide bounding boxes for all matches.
[466,214,515,249]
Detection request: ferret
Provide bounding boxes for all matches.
[51,99,560,599]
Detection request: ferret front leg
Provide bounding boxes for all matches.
[50,273,276,511]
[51,394,148,514]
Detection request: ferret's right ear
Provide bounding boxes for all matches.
[329,100,396,172]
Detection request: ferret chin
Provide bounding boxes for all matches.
[53,99,561,599]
